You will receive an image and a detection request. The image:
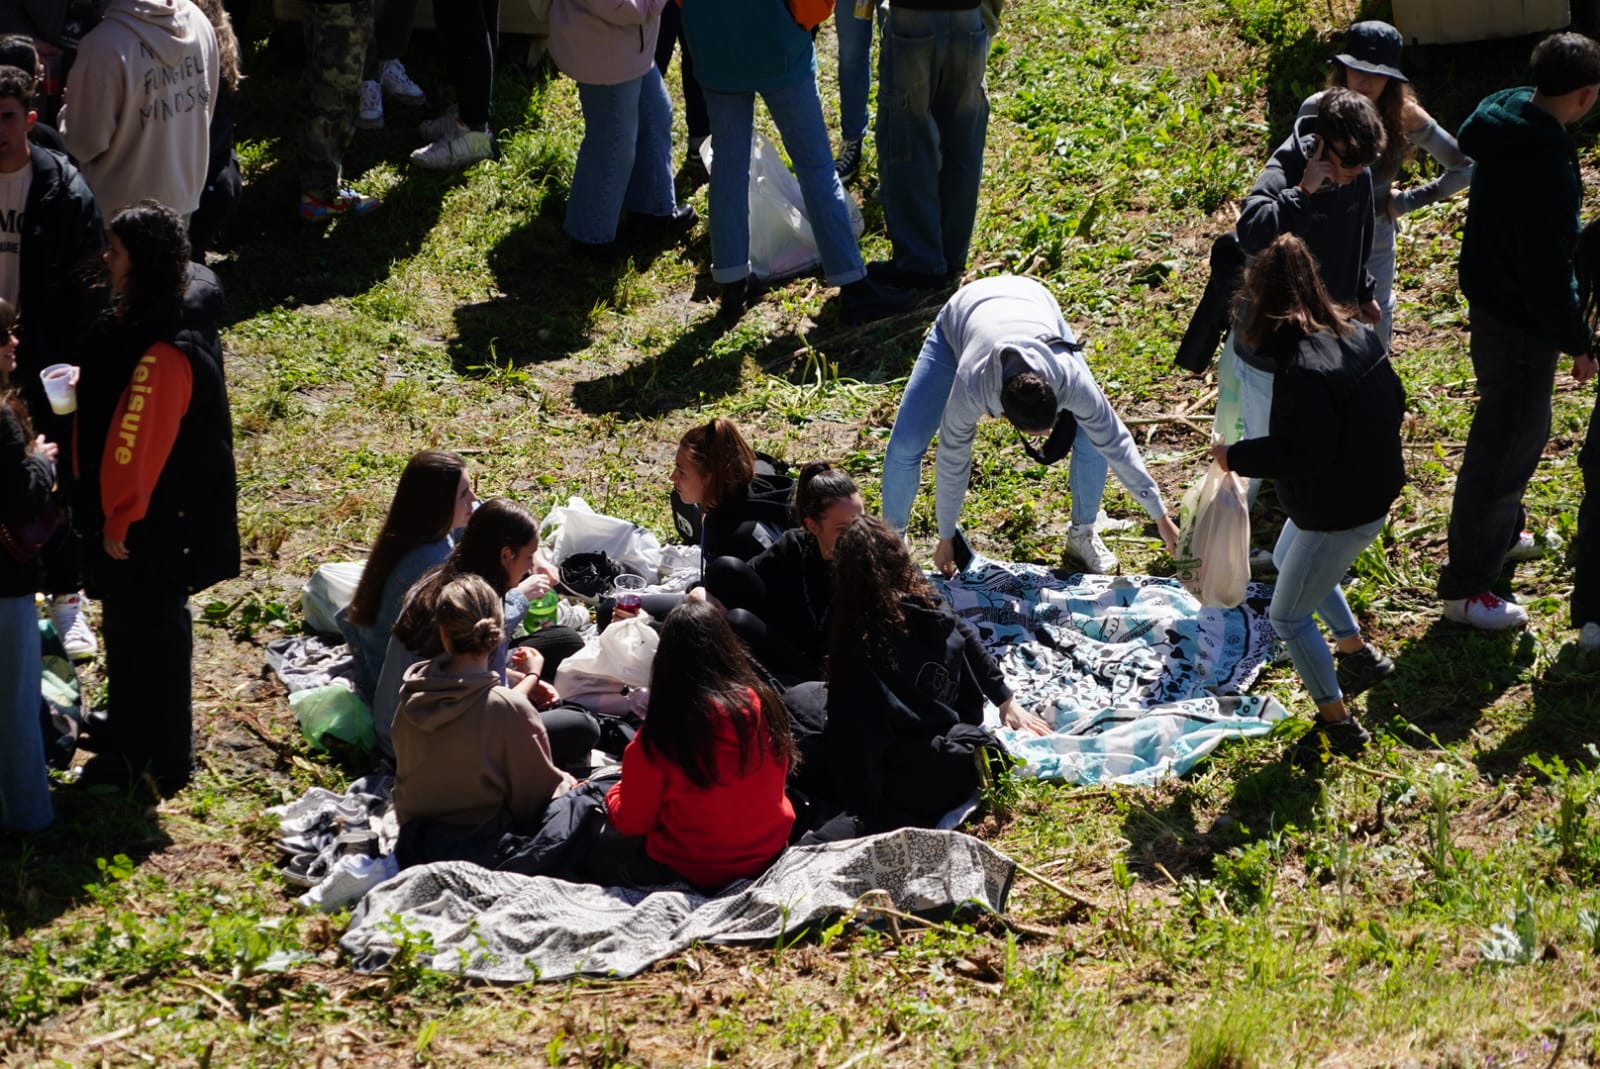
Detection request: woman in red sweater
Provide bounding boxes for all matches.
[600,599,796,890]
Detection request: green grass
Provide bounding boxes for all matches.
[5,0,1600,1065]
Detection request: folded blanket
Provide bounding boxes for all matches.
[341,827,1015,982]
[931,559,1288,785]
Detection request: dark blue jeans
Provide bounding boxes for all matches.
[1437,308,1561,600]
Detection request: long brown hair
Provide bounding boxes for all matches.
[189,0,242,91]
[828,515,939,669]
[391,497,538,657]
[0,297,32,443]
[1327,62,1417,183]
[346,449,467,626]
[1237,234,1355,354]
[677,417,754,510]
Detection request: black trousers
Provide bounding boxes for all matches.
[653,2,708,141]
[432,0,499,129]
[100,586,194,781]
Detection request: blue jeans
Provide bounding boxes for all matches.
[703,78,867,286]
[882,318,1110,532]
[1233,345,1274,508]
[1269,516,1384,706]
[875,5,990,277]
[565,67,678,245]
[836,0,878,143]
[0,596,53,831]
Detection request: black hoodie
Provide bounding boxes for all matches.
[1226,323,1406,532]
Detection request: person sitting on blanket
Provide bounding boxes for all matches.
[701,461,864,685]
[671,417,796,565]
[880,274,1181,576]
[1209,233,1406,764]
[392,574,576,868]
[589,599,796,890]
[338,449,478,700]
[793,516,1050,835]
[376,498,596,771]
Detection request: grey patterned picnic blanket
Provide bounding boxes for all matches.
[341,828,1014,982]
[931,559,1288,785]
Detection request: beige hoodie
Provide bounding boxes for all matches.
[61,0,218,217]
[391,657,568,832]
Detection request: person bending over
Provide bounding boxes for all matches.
[882,275,1178,575]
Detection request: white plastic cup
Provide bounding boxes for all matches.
[40,364,76,415]
[612,573,647,612]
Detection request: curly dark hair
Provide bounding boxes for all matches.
[998,367,1057,433]
[0,62,33,106]
[109,201,190,321]
[1326,65,1417,183]
[828,515,938,669]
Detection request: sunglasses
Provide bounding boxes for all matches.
[1322,141,1374,170]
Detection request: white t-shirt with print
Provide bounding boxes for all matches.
[0,164,31,308]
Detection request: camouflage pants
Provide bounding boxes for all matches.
[299,0,374,199]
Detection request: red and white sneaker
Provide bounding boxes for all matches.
[1442,591,1529,631]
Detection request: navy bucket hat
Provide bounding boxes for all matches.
[1334,21,1408,83]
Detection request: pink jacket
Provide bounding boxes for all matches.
[548,0,669,87]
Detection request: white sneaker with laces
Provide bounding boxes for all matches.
[417,105,461,143]
[1442,591,1529,631]
[1065,523,1118,573]
[296,853,399,912]
[356,80,383,129]
[410,127,492,170]
[50,593,97,660]
[378,58,425,103]
[1580,622,1600,651]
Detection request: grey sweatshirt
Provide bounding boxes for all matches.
[931,276,1166,539]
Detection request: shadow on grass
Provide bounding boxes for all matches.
[1474,649,1600,776]
[1365,616,1535,750]
[0,789,172,936]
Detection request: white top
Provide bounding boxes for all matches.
[933,275,1166,538]
[0,163,32,307]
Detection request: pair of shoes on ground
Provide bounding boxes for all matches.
[570,204,700,265]
[357,58,425,130]
[48,591,96,660]
[295,853,400,912]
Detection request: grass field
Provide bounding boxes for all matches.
[5,0,1600,1064]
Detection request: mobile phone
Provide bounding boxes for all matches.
[950,528,975,571]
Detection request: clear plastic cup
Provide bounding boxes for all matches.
[612,573,647,612]
[40,364,76,415]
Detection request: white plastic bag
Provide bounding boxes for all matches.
[540,497,663,579]
[699,131,866,282]
[1174,461,1251,609]
[554,614,657,715]
[301,560,365,635]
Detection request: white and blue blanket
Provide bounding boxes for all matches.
[931,559,1287,786]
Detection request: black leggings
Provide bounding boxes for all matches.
[432,0,498,128]
[706,557,821,685]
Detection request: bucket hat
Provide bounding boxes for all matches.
[1333,20,1408,83]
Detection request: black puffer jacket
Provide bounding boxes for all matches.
[75,263,239,598]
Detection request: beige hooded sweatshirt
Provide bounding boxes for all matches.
[391,657,568,832]
[61,0,218,217]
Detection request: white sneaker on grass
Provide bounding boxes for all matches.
[1065,523,1118,574]
[1442,591,1528,631]
[1580,622,1600,651]
[296,853,399,913]
[410,127,492,170]
[378,58,425,104]
[357,80,383,129]
[50,592,97,660]
[1505,528,1562,563]
[417,105,461,143]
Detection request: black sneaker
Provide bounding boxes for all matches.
[1291,715,1371,769]
[1335,641,1395,697]
[568,237,631,267]
[627,203,699,240]
[866,259,955,291]
[718,275,766,320]
[835,137,863,184]
[839,276,918,325]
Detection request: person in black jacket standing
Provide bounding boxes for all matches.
[1212,235,1406,763]
[73,202,239,793]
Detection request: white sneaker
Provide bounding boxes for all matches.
[556,600,591,630]
[296,853,398,913]
[50,593,97,660]
[1065,523,1118,573]
[1505,528,1561,563]
[378,58,425,104]
[410,127,492,170]
[1580,622,1600,651]
[357,80,383,129]
[1442,591,1529,631]
[418,105,461,143]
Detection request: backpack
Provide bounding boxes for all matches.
[39,619,83,772]
[789,0,835,30]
